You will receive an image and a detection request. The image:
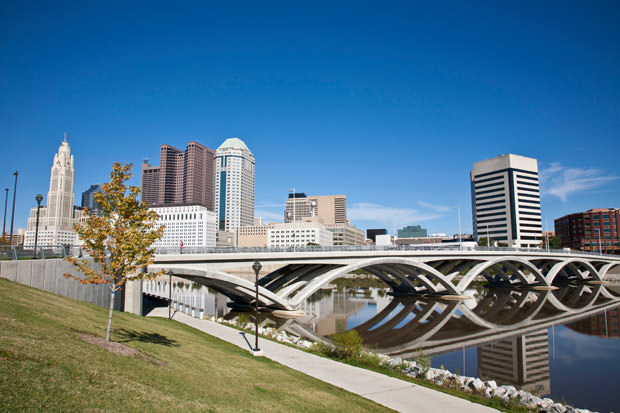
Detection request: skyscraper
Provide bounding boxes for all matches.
[214,137,255,232]
[81,184,103,216]
[141,141,215,210]
[470,154,542,248]
[24,135,84,246]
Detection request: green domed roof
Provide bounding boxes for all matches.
[218,137,249,151]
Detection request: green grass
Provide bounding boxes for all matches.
[0,278,392,412]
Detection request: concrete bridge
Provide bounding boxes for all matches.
[283,283,620,357]
[149,247,620,312]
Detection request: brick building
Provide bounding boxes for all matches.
[554,208,620,254]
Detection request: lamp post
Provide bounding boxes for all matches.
[595,228,602,255]
[454,206,462,245]
[289,188,296,252]
[167,270,173,319]
[2,187,8,239]
[34,194,43,258]
[8,171,18,246]
[252,260,262,352]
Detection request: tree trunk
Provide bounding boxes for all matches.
[106,283,116,342]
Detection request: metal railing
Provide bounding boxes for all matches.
[0,245,84,261]
[154,244,619,258]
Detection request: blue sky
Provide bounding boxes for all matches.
[1,1,619,235]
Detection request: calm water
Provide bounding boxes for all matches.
[145,281,620,412]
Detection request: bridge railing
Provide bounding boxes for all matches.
[154,244,618,258]
[0,245,84,261]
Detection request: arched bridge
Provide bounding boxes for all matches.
[149,248,620,311]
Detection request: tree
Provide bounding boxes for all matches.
[477,237,493,247]
[65,163,164,342]
[541,234,562,250]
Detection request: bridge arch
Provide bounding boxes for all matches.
[288,257,460,307]
[544,259,601,285]
[456,257,547,291]
[152,267,294,310]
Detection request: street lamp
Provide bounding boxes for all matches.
[454,206,462,245]
[2,187,8,239]
[252,260,262,352]
[289,188,296,252]
[8,171,18,246]
[34,194,43,258]
[167,270,173,319]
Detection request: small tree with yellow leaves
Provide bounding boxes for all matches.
[65,162,164,342]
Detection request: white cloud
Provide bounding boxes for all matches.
[540,162,619,202]
[416,201,452,212]
[348,202,444,226]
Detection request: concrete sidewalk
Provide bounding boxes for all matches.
[147,308,497,413]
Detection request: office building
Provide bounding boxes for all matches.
[267,221,333,247]
[24,136,84,246]
[81,184,103,216]
[141,141,215,209]
[214,137,255,232]
[237,223,274,247]
[325,223,365,246]
[470,154,542,248]
[284,193,347,224]
[151,204,216,249]
[367,229,387,243]
[140,160,160,206]
[554,208,620,254]
[397,225,428,238]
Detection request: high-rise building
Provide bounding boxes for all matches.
[554,208,620,254]
[141,141,215,210]
[214,137,255,232]
[24,135,84,246]
[397,225,428,238]
[284,193,347,224]
[470,154,542,248]
[81,184,103,216]
[150,204,216,249]
[140,160,160,206]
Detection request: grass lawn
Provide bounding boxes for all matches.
[0,278,392,412]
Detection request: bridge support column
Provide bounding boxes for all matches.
[124,279,143,316]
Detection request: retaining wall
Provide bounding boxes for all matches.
[0,258,124,311]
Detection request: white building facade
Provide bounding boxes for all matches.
[151,204,217,248]
[267,221,333,247]
[24,136,83,247]
[214,138,255,232]
[470,154,542,248]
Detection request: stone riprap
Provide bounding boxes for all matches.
[214,315,597,413]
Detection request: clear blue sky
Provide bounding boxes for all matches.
[1,1,619,235]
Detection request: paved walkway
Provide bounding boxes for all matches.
[147,307,497,413]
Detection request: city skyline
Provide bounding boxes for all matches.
[2,2,619,235]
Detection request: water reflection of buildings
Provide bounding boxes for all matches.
[478,330,550,395]
[297,288,391,336]
[566,308,620,338]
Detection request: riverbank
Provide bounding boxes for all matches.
[197,311,600,413]
[0,279,391,411]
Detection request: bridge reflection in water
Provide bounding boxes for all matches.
[281,284,620,395]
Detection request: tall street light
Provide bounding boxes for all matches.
[252,260,262,353]
[34,194,43,258]
[454,206,462,245]
[289,188,296,252]
[167,270,173,319]
[595,228,602,255]
[9,171,18,246]
[2,187,8,239]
